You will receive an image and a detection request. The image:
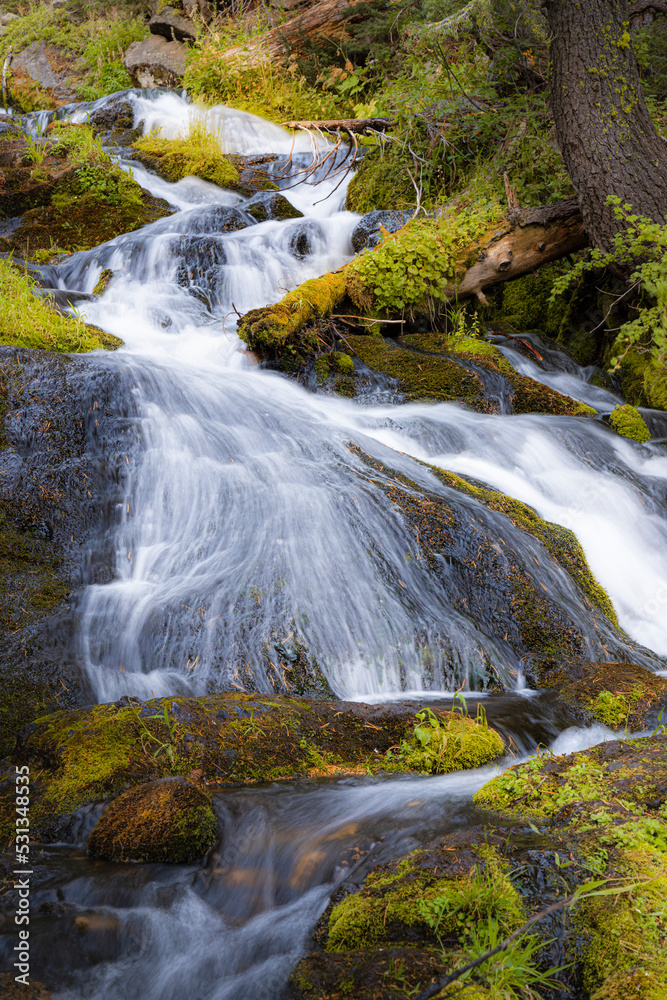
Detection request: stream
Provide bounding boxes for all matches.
[3,88,667,997]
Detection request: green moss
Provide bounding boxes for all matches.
[0,260,118,353]
[2,694,503,841]
[500,266,568,337]
[327,843,523,952]
[239,272,347,355]
[609,404,651,443]
[398,709,504,774]
[589,687,644,728]
[346,335,484,404]
[134,123,242,190]
[86,778,217,863]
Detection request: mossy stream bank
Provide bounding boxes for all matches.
[289,733,667,1000]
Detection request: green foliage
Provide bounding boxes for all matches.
[552,199,667,378]
[395,703,504,774]
[609,404,651,444]
[589,687,644,729]
[346,204,500,317]
[463,918,561,999]
[0,259,116,353]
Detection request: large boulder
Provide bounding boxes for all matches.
[87,777,218,864]
[149,4,197,43]
[351,209,412,253]
[11,41,70,93]
[124,35,187,88]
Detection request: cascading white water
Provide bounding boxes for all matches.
[32,88,665,704]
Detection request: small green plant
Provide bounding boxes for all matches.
[24,134,46,166]
[551,197,667,376]
[462,917,561,998]
[589,686,644,728]
[132,700,179,769]
[395,701,502,774]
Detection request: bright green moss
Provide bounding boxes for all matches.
[134,123,241,189]
[474,753,610,819]
[327,844,523,952]
[239,272,347,354]
[397,708,504,774]
[500,266,568,337]
[609,404,651,443]
[0,260,120,352]
[589,687,644,728]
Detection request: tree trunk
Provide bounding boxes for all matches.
[545,0,667,251]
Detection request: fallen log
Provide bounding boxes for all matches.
[221,0,379,68]
[238,197,589,358]
[281,117,395,134]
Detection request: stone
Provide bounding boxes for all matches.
[11,41,68,92]
[1,12,18,25]
[124,35,187,89]
[351,209,412,253]
[245,191,304,222]
[182,0,214,21]
[149,5,197,43]
[86,777,217,863]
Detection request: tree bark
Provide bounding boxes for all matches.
[222,0,377,68]
[544,0,667,251]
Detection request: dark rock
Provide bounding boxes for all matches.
[172,234,227,304]
[289,223,313,259]
[0,974,54,1000]
[245,191,303,223]
[89,100,135,135]
[0,348,132,758]
[184,204,252,234]
[87,777,217,863]
[124,35,187,89]
[351,209,412,253]
[149,5,197,43]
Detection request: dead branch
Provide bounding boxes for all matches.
[281,117,395,134]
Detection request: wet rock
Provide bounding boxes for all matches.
[0,348,131,759]
[245,191,303,223]
[291,735,667,999]
[351,209,412,253]
[0,974,54,1000]
[289,223,313,259]
[124,35,187,89]
[87,777,217,864]
[184,204,251,234]
[149,5,197,43]
[89,100,135,135]
[172,234,227,303]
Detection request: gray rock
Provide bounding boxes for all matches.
[124,35,187,88]
[351,209,412,253]
[149,5,197,44]
[182,0,214,21]
[12,41,67,91]
[1,12,18,25]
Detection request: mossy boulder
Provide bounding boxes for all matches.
[609,403,651,443]
[526,658,667,730]
[0,124,171,261]
[87,777,217,864]
[0,694,504,844]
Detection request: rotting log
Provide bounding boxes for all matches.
[455,198,588,305]
[221,0,379,68]
[281,117,395,134]
[238,197,589,357]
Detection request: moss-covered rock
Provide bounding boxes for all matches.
[526,658,667,730]
[0,260,120,352]
[0,694,504,844]
[293,736,667,999]
[609,404,651,443]
[240,272,347,357]
[86,777,217,864]
[0,124,171,261]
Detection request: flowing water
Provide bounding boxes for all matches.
[4,88,667,997]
